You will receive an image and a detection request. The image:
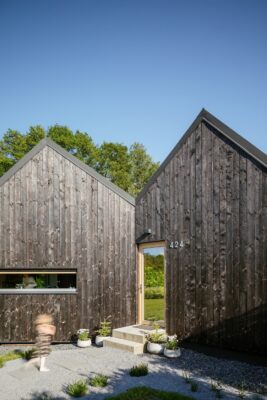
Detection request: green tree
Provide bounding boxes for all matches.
[0,129,28,175]
[72,130,98,167]
[128,143,160,196]
[96,142,132,192]
[25,125,46,149]
[47,125,75,151]
[0,125,159,196]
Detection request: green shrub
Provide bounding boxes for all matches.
[144,287,164,299]
[129,363,148,377]
[21,348,35,360]
[238,381,247,399]
[78,331,90,341]
[165,335,179,350]
[66,379,89,397]
[90,374,108,387]
[0,358,5,368]
[190,382,198,392]
[96,318,112,337]
[146,323,167,344]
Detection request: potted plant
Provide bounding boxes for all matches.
[164,335,181,358]
[77,329,91,348]
[146,323,167,354]
[95,318,112,347]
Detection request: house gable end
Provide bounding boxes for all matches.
[0,138,135,205]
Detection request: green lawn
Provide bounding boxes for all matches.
[106,386,194,400]
[144,298,164,321]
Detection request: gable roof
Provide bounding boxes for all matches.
[0,137,135,206]
[137,108,267,201]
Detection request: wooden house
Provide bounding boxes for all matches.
[0,138,136,342]
[136,109,267,354]
[0,109,266,354]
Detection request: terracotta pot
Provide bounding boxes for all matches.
[77,338,91,348]
[164,347,181,358]
[147,341,165,354]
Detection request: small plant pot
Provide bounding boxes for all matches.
[164,347,181,358]
[77,339,92,348]
[95,335,108,347]
[147,342,165,355]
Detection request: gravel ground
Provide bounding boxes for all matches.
[0,344,266,400]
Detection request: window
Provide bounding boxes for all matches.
[0,271,77,293]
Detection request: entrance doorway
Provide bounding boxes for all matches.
[138,242,165,327]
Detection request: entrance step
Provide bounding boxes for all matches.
[103,325,166,354]
[112,326,148,344]
[103,336,145,355]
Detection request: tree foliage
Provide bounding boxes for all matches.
[0,124,159,196]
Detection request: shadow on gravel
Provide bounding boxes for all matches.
[21,391,66,400]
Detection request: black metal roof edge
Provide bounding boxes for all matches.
[0,137,135,206]
[136,108,267,202]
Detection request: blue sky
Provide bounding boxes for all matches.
[0,0,266,162]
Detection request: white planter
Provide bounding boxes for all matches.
[147,341,165,355]
[95,335,109,347]
[164,347,181,358]
[77,338,91,348]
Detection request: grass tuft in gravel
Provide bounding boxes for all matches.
[66,379,89,397]
[190,382,198,392]
[90,374,108,387]
[20,348,35,360]
[106,386,194,399]
[182,371,191,384]
[129,363,148,377]
[238,381,247,399]
[210,380,222,398]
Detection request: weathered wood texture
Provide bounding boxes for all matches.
[0,145,136,342]
[136,121,267,354]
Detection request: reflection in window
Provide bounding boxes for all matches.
[0,271,76,290]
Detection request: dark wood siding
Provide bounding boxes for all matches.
[136,121,267,354]
[0,145,136,342]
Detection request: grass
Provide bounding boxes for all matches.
[238,381,247,399]
[182,371,191,384]
[0,350,25,367]
[106,386,194,399]
[66,379,89,397]
[190,382,198,392]
[90,374,108,387]
[210,380,222,398]
[144,298,164,321]
[129,363,149,377]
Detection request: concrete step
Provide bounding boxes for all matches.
[112,326,148,344]
[103,336,145,355]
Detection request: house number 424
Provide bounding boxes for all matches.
[169,241,184,249]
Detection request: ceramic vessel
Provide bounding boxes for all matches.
[147,341,165,354]
[95,335,108,347]
[77,338,92,348]
[164,347,181,358]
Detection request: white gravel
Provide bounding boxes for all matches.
[0,345,266,400]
